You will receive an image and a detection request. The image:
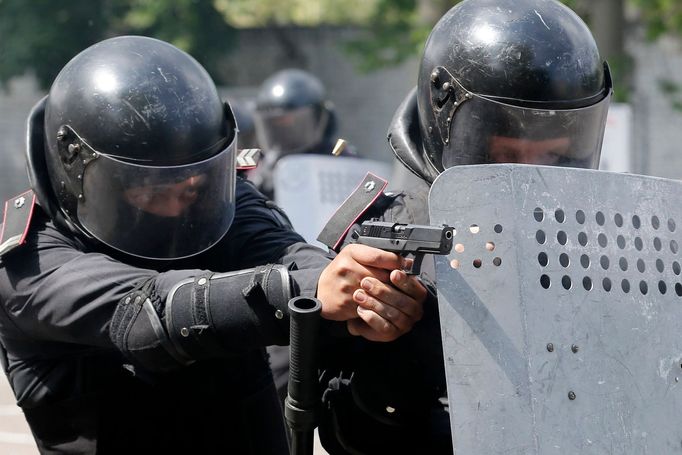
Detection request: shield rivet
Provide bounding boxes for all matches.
[571,344,579,353]
[13,197,25,209]
[546,343,554,352]
[568,391,576,400]
[275,309,284,320]
[198,278,207,286]
[180,327,190,337]
[385,406,396,414]
[364,181,376,192]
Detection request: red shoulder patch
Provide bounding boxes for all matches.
[0,189,36,257]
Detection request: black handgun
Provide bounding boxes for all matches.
[349,220,454,275]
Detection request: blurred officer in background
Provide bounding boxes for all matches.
[249,68,353,199]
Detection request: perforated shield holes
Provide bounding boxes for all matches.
[578,232,588,246]
[580,254,590,269]
[448,221,504,271]
[632,215,641,229]
[528,202,682,298]
[583,276,593,290]
[555,209,565,223]
[652,215,661,230]
[596,211,606,226]
[440,171,682,299]
[576,209,586,224]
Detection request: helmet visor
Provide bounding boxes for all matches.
[442,93,611,169]
[254,105,327,154]
[77,141,236,260]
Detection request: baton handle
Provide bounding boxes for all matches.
[284,296,322,455]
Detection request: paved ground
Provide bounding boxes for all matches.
[0,375,38,455]
[0,373,328,454]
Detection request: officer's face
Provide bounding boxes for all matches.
[488,136,571,166]
[123,175,207,217]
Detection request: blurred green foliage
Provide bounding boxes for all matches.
[0,0,235,89]
[343,0,430,72]
[630,0,682,41]
[215,0,378,27]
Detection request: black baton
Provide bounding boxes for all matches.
[284,296,322,455]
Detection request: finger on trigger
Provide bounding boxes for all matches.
[348,244,403,271]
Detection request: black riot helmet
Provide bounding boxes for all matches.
[39,36,237,260]
[417,0,613,174]
[253,69,334,155]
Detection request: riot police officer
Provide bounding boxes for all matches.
[317,0,613,453]
[0,36,427,454]
[249,68,351,199]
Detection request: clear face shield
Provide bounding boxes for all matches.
[254,104,328,155]
[74,140,236,260]
[441,91,611,170]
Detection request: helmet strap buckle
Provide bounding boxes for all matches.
[429,66,472,147]
[55,125,99,207]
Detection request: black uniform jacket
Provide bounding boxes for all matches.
[0,178,331,454]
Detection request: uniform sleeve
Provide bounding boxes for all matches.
[0,181,334,356]
[0,217,200,349]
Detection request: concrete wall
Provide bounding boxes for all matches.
[630,35,682,179]
[0,77,43,202]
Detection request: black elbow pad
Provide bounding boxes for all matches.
[165,264,294,361]
[109,281,189,372]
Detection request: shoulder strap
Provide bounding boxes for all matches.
[236,148,261,170]
[0,189,37,257]
[316,173,388,252]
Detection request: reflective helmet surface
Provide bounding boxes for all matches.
[417,0,612,172]
[253,69,331,155]
[44,35,237,259]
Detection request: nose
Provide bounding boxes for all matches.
[160,195,189,217]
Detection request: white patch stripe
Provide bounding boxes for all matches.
[237,148,261,167]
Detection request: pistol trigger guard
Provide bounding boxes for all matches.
[405,253,425,276]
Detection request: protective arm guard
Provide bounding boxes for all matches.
[109,264,293,371]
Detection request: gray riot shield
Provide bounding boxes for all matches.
[273,154,392,248]
[429,164,682,454]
